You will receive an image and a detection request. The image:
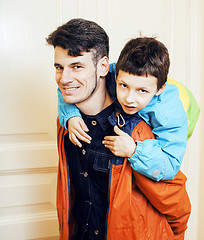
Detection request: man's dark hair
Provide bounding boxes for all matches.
[115,37,170,90]
[46,18,109,65]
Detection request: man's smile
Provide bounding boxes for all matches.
[62,86,80,94]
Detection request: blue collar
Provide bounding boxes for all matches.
[108,108,142,136]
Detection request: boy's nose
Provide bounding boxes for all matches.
[125,92,135,103]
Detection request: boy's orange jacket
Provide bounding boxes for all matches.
[56,118,191,240]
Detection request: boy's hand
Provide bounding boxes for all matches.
[68,117,92,148]
[102,126,136,158]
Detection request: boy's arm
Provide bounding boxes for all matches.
[58,88,91,146]
[129,81,200,181]
[129,135,187,182]
[129,82,190,181]
[57,88,81,129]
[131,121,191,237]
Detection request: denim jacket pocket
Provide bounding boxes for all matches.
[92,151,112,173]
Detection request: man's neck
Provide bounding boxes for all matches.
[76,88,113,116]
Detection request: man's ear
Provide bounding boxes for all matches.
[155,83,166,96]
[98,56,109,77]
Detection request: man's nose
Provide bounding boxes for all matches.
[60,69,73,84]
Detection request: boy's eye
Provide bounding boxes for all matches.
[120,83,127,88]
[139,89,147,93]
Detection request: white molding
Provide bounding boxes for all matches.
[0,167,58,176]
[0,216,59,240]
[28,237,59,240]
[0,141,57,152]
[169,0,175,77]
[185,0,202,238]
[0,212,58,224]
[184,0,202,239]
[96,0,108,29]
[56,0,63,26]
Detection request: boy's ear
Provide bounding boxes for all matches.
[98,56,109,77]
[155,83,166,96]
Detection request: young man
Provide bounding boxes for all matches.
[47,18,191,240]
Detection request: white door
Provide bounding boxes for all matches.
[0,0,201,239]
[0,0,59,239]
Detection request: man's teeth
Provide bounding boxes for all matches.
[65,87,77,90]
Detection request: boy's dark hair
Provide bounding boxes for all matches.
[115,37,170,90]
[46,18,109,65]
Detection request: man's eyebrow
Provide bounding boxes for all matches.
[70,61,84,66]
[54,62,84,67]
[54,63,62,67]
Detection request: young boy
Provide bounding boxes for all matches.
[57,37,200,181]
[101,37,192,174]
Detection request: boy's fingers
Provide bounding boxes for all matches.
[102,140,115,149]
[102,140,109,146]
[114,125,126,136]
[70,133,82,148]
[74,130,91,144]
[76,127,92,141]
[79,119,89,132]
[104,136,116,141]
[103,142,112,149]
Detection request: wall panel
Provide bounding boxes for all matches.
[0,0,59,238]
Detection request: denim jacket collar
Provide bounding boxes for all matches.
[81,102,116,131]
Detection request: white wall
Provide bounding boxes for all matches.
[197,1,204,239]
[0,0,202,239]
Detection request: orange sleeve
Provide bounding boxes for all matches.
[131,121,191,237]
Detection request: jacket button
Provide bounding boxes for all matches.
[84,172,88,177]
[94,230,99,235]
[82,149,86,155]
[92,120,97,125]
[152,169,161,178]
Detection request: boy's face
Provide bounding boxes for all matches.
[116,70,164,115]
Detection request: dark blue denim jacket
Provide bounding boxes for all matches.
[64,103,116,240]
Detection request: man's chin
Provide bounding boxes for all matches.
[62,95,83,105]
[62,96,77,104]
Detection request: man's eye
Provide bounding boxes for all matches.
[73,65,82,69]
[55,66,63,71]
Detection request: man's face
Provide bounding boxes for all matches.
[116,70,160,115]
[54,46,98,105]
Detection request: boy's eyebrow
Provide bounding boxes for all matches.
[117,78,150,90]
[117,78,126,83]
